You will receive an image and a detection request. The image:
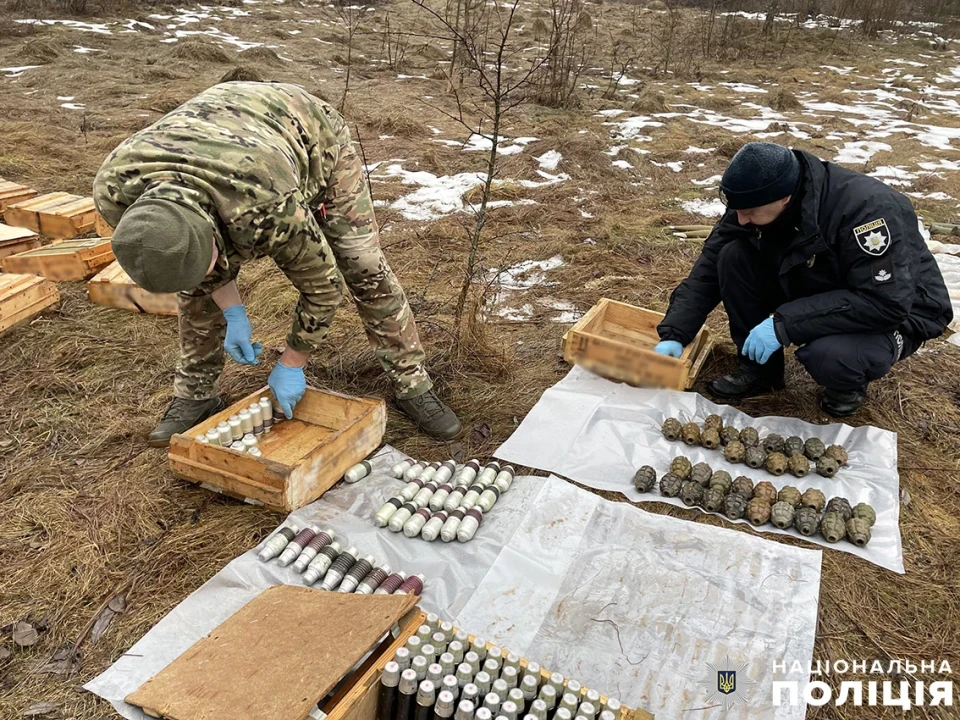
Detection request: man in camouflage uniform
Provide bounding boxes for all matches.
[94,81,461,445]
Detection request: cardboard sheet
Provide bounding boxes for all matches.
[495,366,904,573]
[456,476,822,720]
[126,587,415,720]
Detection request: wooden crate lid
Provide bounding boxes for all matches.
[8,192,90,214]
[0,224,39,243]
[126,586,417,720]
[89,260,129,284]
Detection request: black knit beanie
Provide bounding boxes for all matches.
[720,143,801,210]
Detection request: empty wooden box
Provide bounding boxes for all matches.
[562,298,713,390]
[0,273,60,336]
[0,224,42,261]
[4,192,97,238]
[87,260,178,315]
[1,237,115,281]
[0,180,38,212]
[169,386,386,511]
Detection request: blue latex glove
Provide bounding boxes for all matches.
[222,304,263,365]
[742,317,782,364]
[268,362,306,419]
[654,340,684,358]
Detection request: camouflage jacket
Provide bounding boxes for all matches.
[94,81,372,351]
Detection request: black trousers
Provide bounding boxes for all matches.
[716,239,913,391]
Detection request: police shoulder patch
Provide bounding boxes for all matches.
[853,218,891,256]
[871,257,893,285]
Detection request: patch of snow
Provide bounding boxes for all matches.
[536,150,562,172]
[693,175,722,187]
[371,163,485,221]
[61,102,86,110]
[495,255,565,290]
[606,115,665,140]
[651,160,683,172]
[611,159,633,170]
[684,146,715,154]
[596,109,627,117]
[833,140,892,164]
[57,96,75,101]
[73,46,102,53]
[718,82,767,94]
[2,65,40,78]
[682,197,725,218]
[821,65,856,74]
[15,18,111,33]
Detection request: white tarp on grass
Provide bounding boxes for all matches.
[87,446,821,720]
[495,366,904,573]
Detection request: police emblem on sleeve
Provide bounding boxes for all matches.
[853,218,890,256]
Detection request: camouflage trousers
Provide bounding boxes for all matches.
[172,134,431,401]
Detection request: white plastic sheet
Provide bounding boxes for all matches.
[458,476,822,720]
[85,446,548,720]
[87,446,822,720]
[495,366,904,573]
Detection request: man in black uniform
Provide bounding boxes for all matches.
[654,142,953,416]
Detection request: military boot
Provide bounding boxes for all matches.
[707,361,785,400]
[395,389,462,440]
[821,386,867,417]
[149,396,227,447]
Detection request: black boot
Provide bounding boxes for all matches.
[821,386,867,417]
[149,396,227,447]
[395,389,462,440]
[707,361,785,400]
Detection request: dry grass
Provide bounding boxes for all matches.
[1,1,959,719]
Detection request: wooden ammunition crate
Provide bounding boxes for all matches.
[0,224,42,261]
[326,611,655,720]
[87,260,178,315]
[94,211,114,238]
[2,237,114,281]
[0,180,38,212]
[169,386,386,511]
[562,298,713,390]
[4,192,97,238]
[0,273,60,336]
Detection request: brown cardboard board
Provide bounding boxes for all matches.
[126,585,417,720]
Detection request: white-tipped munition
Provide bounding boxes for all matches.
[584,690,600,707]
[375,570,407,594]
[494,466,515,493]
[399,478,425,502]
[435,460,456,485]
[598,712,616,720]
[501,666,519,691]
[443,486,468,513]
[239,409,253,435]
[454,460,480,487]
[429,483,454,512]
[459,484,485,511]
[344,460,372,483]
[520,676,538,703]
[507,688,525,712]
[249,403,264,434]
[477,485,501,513]
[293,528,336,572]
[404,508,432,537]
[565,680,582,697]
[548,673,565,696]
[419,462,440,484]
[503,652,521,674]
[448,640,466,665]
[197,434,209,444]
[320,545,358,590]
[228,415,242,441]
[602,699,621,720]
[559,695,578,716]
[389,502,419,533]
[258,524,299,562]
[529,699,548,720]
[217,421,232,446]
[230,440,245,451]
[412,482,439,508]
[278,525,319,567]
[338,553,375,593]
[421,643,437,666]
[242,433,258,452]
[391,458,413,478]
[440,508,466,542]
[302,541,342,585]
[501,701,519,720]
[205,427,221,446]
[578,703,597,720]
[248,446,262,457]
[539,686,557,711]
[404,461,426,481]
[457,508,484,542]
[258,397,274,430]
[476,461,501,486]
[375,498,404,527]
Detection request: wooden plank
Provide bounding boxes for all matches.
[0,180,38,213]
[1,238,114,281]
[0,273,59,335]
[87,261,179,315]
[126,587,418,720]
[95,211,114,238]
[0,224,42,261]
[168,386,386,511]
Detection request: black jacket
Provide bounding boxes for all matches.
[658,150,953,348]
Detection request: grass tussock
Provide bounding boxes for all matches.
[163,40,233,64]
[219,65,264,83]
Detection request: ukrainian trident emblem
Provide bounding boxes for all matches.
[717,670,736,695]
